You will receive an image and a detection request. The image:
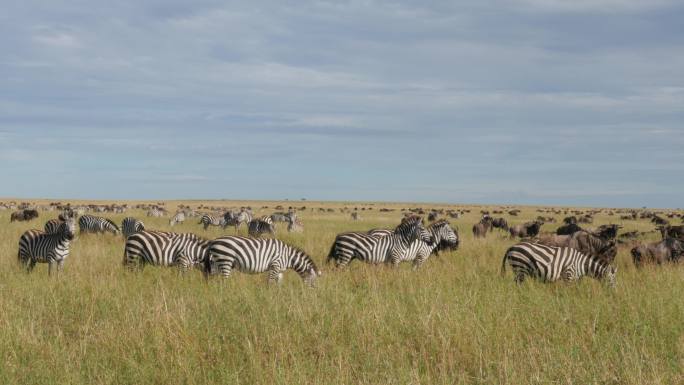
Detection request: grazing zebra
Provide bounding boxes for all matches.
[501,242,616,287]
[368,220,460,268]
[169,212,186,227]
[198,213,226,230]
[248,216,275,237]
[204,236,320,286]
[79,214,120,235]
[223,210,252,232]
[18,215,77,275]
[124,230,209,270]
[327,217,435,267]
[121,217,145,238]
[147,208,165,217]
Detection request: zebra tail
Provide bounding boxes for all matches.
[202,251,212,280]
[500,253,507,276]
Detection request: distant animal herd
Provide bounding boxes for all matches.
[3,201,683,287]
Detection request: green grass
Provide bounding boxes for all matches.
[0,202,682,384]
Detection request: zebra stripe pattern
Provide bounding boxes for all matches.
[169,212,186,227]
[199,214,226,230]
[121,217,145,238]
[248,216,275,237]
[205,236,320,286]
[124,230,209,270]
[327,217,434,267]
[18,216,77,275]
[79,215,120,235]
[44,218,63,234]
[502,242,617,286]
[367,220,459,268]
[223,210,253,232]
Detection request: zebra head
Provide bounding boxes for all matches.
[289,247,320,287]
[395,216,435,246]
[60,216,77,240]
[431,220,459,251]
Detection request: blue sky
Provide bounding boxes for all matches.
[1,0,682,207]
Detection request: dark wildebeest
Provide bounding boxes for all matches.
[631,238,684,267]
[536,231,618,264]
[563,216,578,225]
[10,209,39,222]
[651,215,670,226]
[472,216,493,238]
[509,221,542,238]
[592,224,621,240]
[658,225,684,241]
[556,223,583,236]
[491,217,508,231]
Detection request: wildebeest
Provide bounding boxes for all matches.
[10,209,39,222]
[631,238,684,267]
[658,225,684,241]
[651,215,669,226]
[592,224,621,240]
[536,230,618,264]
[509,221,542,238]
[556,223,583,235]
[472,216,493,238]
[491,217,508,231]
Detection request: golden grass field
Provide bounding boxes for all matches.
[0,200,682,385]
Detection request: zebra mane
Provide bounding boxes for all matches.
[104,218,120,230]
[429,219,450,229]
[395,216,423,233]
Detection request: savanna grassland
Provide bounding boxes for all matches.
[0,200,682,385]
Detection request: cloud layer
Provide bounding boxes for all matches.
[1,1,682,207]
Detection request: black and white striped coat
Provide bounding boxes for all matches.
[205,236,320,286]
[124,230,209,270]
[502,242,617,286]
[327,217,435,267]
[199,214,226,230]
[369,220,459,268]
[223,210,252,232]
[79,215,120,235]
[121,217,145,238]
[18,217,77,275]
[169,212,186,227]
[248,216,275,237]
[44,218,63,234]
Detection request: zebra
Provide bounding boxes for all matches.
[198,213,226,230]
[121,217,145,238]
[204,236,320,286]
[327,216,435,267]
[248,216,275,237]
[169,212,186,227]
[79,214,120,235]
[223,210,252,233]
[18,214,77,275]
[367,220,459,269]
[44,218,63,234]
[501,242,617,287]
[147,208,165,217]
[124,230,210,271]
[287,217,304,233]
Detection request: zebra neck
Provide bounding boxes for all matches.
[582,256,606,278]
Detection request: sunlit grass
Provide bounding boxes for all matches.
[0,201,682,384]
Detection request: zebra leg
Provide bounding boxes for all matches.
[412,255,427,270]
[267,266,284,285]
[57,260,65,273]
[26,258,36,273]
[514,272,526,284]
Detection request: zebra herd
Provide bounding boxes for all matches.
[12,207,625,289]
